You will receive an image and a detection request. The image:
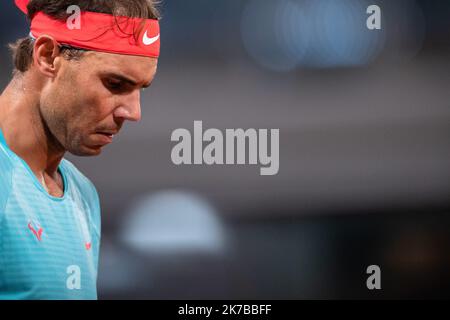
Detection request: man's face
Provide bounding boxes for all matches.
[39,50,157,156]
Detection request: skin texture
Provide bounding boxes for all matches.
[0,36,158,197]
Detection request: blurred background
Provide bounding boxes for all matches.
[1,0,450,299]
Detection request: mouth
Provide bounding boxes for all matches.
[94,131,117,145]
[98,132,115,139]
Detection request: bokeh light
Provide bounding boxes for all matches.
[241,0,390,71]
[120,190,227,254]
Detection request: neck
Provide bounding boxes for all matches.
[0,72,65,177]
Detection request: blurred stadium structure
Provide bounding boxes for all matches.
[1,0,450,299]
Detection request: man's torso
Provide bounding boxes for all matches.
[0,129,101,300]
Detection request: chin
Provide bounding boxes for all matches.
[69,145,103,157]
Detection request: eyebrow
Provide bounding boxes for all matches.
[104,72,152,89]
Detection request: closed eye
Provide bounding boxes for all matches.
[103,78,128,93]
[100,73,152,93]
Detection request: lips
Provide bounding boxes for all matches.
[94,131,117,145]
[98,132,114,138]
[93,125,120,146]
[97,127,118,134]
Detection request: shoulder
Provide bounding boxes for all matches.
[60,158,101,226]
[0,144,14,213]
[61,158,102,247]
[61,158,99,203]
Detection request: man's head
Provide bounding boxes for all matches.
[9,0,160,156]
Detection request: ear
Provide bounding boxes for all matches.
[33,35,62,78]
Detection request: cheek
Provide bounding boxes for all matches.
[88,97,115,124]
[71,89,114,125]
[82,78,117,119]
[63,69,116,126]
[40,84,73,125]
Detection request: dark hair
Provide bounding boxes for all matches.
[9,0,160,73]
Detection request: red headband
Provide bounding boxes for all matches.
[15,0,160,58]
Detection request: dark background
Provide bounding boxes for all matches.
[1,0,450,299]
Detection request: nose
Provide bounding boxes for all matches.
[113,90,141,122]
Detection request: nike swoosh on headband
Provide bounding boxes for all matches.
[143,31,160,46]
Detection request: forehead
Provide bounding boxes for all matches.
[79,51,158,83]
